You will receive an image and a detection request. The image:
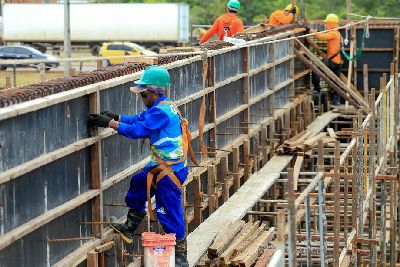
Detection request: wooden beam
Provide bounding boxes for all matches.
[293,154,304,190]
[87,251,99,267]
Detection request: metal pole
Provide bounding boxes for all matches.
[305,195,312,267]
[287,168,297,267]
[64,0,71,76]
[12,64,16,87]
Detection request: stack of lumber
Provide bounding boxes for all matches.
[276,130,337,155]
[276,111,340,155]
[197,220,276,267]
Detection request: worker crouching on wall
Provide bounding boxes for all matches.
[268,4,299,27]
[88,65,189,267]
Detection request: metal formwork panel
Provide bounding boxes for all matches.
[215,79,244,118]
[169,60,204,101]
[275,40,291,60]
[249,97,271,125]
[180,96,210,133]
[275,61,291,85]
[0,96,90,172]
[249,43,272,70]
[0,202,92,267]
[0,148,91,233]
[275,85,290,108]
[250,70,273,99]
[215,50,244,82]
[215,113,244,148]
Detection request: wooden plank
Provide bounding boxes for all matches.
[87,251,98,267]
[254,248,275,267]
[95,241,114,253]
[207,220,245,258]
[232,227,276,267]
[232,146,241,190]
[295,41,368,112]
[193,175,202,227]
[232,223,267,258]
[293,154,304,190]
[187,155,292,266]
[219,221,260,264]
[89,91,103,238]
[327,128,338,139]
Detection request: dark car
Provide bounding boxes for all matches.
[0,45,59,71]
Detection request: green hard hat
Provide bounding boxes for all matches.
[132,66,171,92]
[227,0,240,11]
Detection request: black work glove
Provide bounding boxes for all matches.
[88,113,112,128]
[100,110,119,121]
[290,6,297,15]
[305,26,311,34]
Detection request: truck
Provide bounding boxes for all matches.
[2,3,190,54]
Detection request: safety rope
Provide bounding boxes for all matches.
[340,18,370,61]
[341,28,367,61]
[348,12,400,21]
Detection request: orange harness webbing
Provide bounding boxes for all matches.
[146,100,200,219]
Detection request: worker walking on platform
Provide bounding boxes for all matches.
[268,4,299,27]
[88,66,189,267]
[199,0,244,44]
[309,13,343,105]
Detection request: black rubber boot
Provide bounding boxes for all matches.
[175,238,189,267]
[112,209,145,239]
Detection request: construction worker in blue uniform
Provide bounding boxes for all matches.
[88,65,189,266]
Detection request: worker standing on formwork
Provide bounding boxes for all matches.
[309,13,343,106]
[88,66,189,267]
[199,0,244,44]
[268,4,299,27]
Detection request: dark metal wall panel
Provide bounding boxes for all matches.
[215,79,244,118]
[356,71,382,91]
[180,96,209,133]
[275,85,290,108]
[249,43,272,70]
[357,51,393,70]
[0,202,92,267]
[275,40,291,60]
[249,97,271,126]
[101,135,147,181]
[100,83,145,116]
[275,61,291,85]
[169,60,204,101]
[0,96,90,172]
[250,70,273,99]
[216,113,244,148]
[358,29,394,48]
[103,176,131,221]
[215,50,244,82]
[0,148,91,233]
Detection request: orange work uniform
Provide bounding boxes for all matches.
[313,29,342,64]
[268,10,294,27]
[199,13,244,44]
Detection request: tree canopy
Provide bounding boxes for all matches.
[97,0,400,25]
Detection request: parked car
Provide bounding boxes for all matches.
[0,45,59,70]
[99,42,157,65]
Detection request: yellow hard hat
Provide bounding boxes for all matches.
[284,4,300,16]
[324,13,339,24]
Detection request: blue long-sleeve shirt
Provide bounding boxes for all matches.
[118,95,186,171]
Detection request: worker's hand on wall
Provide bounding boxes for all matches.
[100,110,120,121]
[88,113,112,128]
[290,7,297,15]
